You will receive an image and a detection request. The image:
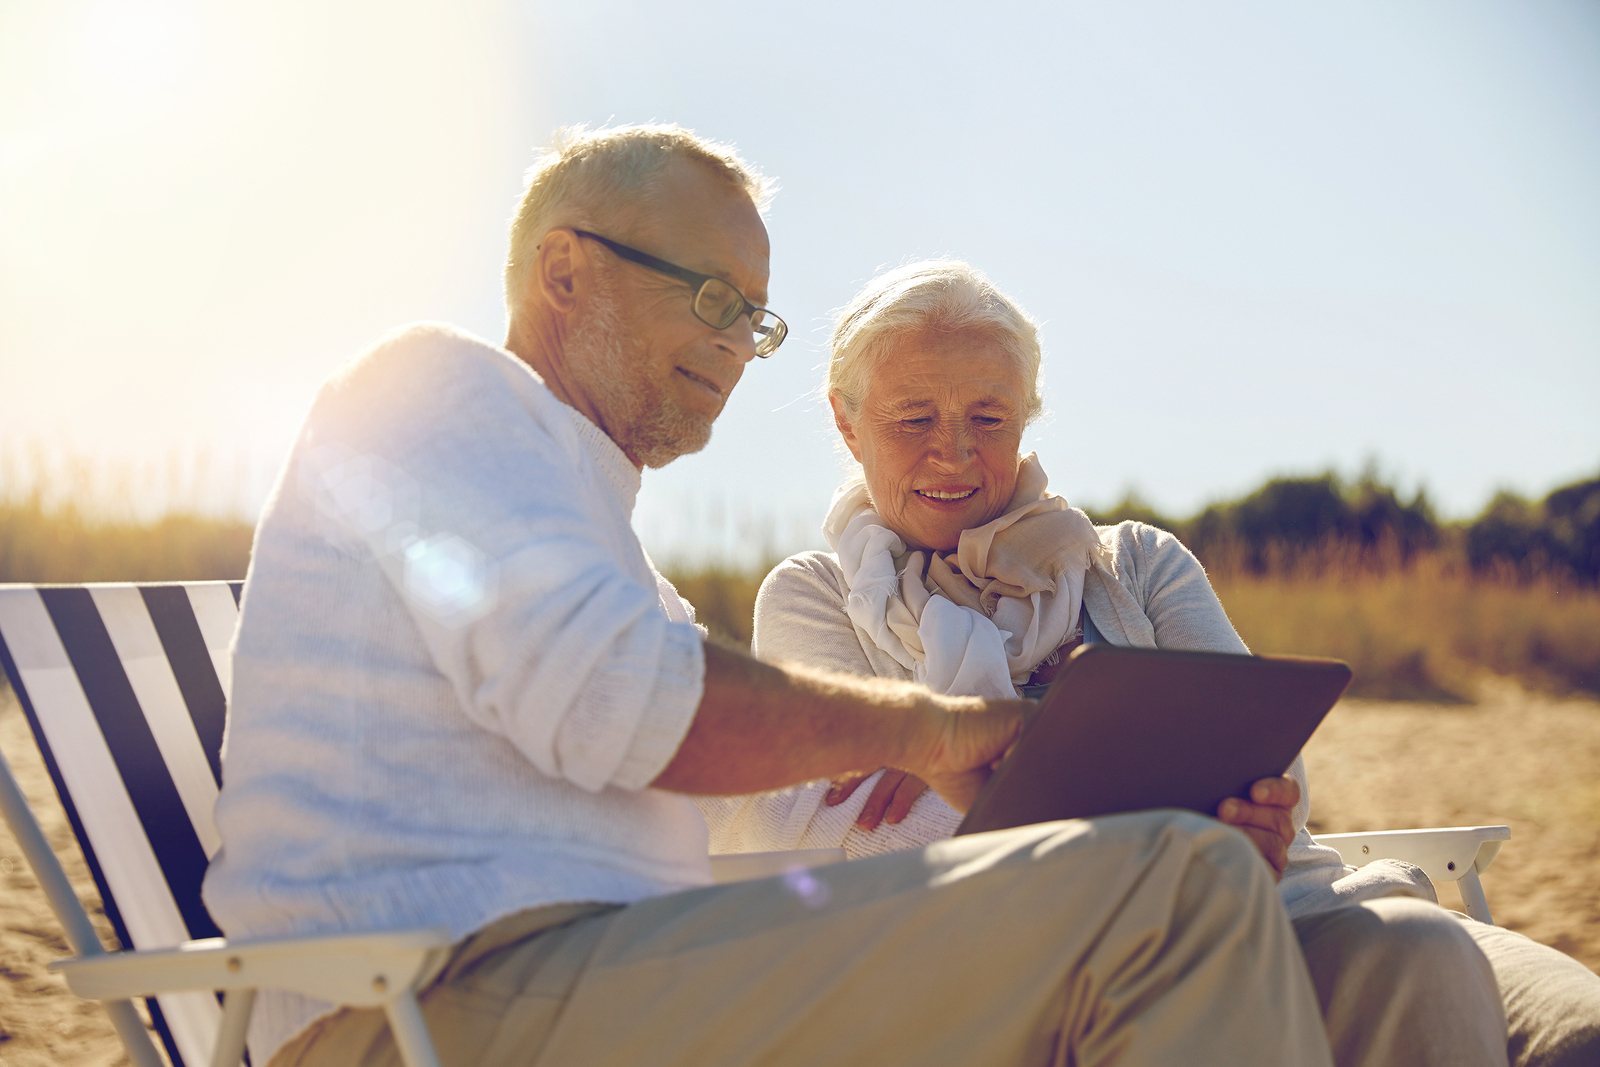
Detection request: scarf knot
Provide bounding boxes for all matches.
[823,453,1106,698]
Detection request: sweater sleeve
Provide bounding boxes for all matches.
[296,325,703,793]
[750,552,877,672]
[1118,523,1348,896]
[1123,524,1249,655]
[692,553,964,859]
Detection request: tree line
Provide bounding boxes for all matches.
[1085,469,1600,584]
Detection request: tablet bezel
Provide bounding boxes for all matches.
[955,644,1351,836]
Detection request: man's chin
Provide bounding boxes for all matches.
[633,419,714,469]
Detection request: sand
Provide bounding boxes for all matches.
[1300,678,1600,966]
[1,689,146,1066]
[3,681,1598,1064]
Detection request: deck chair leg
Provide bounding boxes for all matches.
[384,990,443,1067]
[209,988,256,1067]
[1,745,167,1067]
[1457,866,1494,926]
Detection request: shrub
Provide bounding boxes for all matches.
[1466,476,1600,585]
[1185,473,1437,573]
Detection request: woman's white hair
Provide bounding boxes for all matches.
[503,123,774,313]
[827,260,1044,425]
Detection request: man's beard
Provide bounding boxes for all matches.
[568,281,715,469]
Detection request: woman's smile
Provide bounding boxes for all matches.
[915,486,978,502]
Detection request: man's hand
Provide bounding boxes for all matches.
[907,698,1029,814]
[826,769,930,831]
[1217,775,1299,881]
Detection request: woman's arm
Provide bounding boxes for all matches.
[752,553,883,674]
[1120,523,1249,655]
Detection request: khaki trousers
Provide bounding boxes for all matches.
[1455,915,1600,1067]
[1294,897,1508,1067]
[275,811,1333,1067]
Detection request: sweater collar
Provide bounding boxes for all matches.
[496,339,643,510]
[559,402,643,510]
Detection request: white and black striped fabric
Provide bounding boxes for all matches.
[0,581,244,1067]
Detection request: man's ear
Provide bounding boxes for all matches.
[535,228,589,316]
[829,395,865,463]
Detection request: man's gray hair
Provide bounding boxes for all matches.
[827,260,1045,424]
[504,123,774,313]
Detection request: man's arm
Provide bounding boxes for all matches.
[652,642,1026,814]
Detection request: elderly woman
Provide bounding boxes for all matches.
[696,261,1600,1067]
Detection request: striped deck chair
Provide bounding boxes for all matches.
[0,582,449,1067]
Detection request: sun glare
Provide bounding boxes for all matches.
[74,0,203,109]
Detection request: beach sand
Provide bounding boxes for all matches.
[3,681,1597,1064]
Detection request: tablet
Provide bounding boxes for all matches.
[955,644,1351,836]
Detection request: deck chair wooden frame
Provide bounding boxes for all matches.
[0,580,1509,1067]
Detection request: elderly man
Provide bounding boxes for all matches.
[203,124,1334,1067]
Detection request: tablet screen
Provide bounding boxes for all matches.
[956,644,1351,836]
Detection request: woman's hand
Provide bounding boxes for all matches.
[1217,775,1299,881]
[825,769,930,831]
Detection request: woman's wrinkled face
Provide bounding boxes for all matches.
[832,331,1028,553]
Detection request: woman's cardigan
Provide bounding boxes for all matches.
[695,521,1430,920]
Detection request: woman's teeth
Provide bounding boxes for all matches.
[917,488,977,501]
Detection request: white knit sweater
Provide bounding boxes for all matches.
[204,323,712,1063]
[698,525,1374,917]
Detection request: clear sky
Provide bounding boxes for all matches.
[2,0,1596,564]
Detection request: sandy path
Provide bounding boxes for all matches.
[2,682,1597,1063]
[1,691,146,1066]
[1301,678,1600,967]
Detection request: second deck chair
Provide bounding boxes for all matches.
[0,580,1512,1067]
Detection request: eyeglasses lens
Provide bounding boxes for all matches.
[691,278,785,356]
[751,312,785,356]
[694,280,744,331]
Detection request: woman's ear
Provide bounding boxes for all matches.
[829,395,865,463]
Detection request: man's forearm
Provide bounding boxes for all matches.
[650,642,961,796]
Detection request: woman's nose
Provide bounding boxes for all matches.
[929,424,974,467]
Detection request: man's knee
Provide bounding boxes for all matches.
[1078,809,1278,896]
[924,810,1273,931]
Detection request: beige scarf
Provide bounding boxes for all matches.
[823,453,1108,698]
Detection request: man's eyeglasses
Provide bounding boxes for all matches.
[573,230,787,357]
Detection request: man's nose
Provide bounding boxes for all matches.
[714,316,760,364]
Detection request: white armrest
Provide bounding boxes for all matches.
[710,848,848,883]
[50,927,453,1007]
[1313,826,1509,883]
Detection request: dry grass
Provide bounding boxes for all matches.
[1210,553,1600,701]
[0,446,255,584]
[663,565,770,648]
[661,550,1600,703]
[0,502,253,585]
[3,481,1597,704]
